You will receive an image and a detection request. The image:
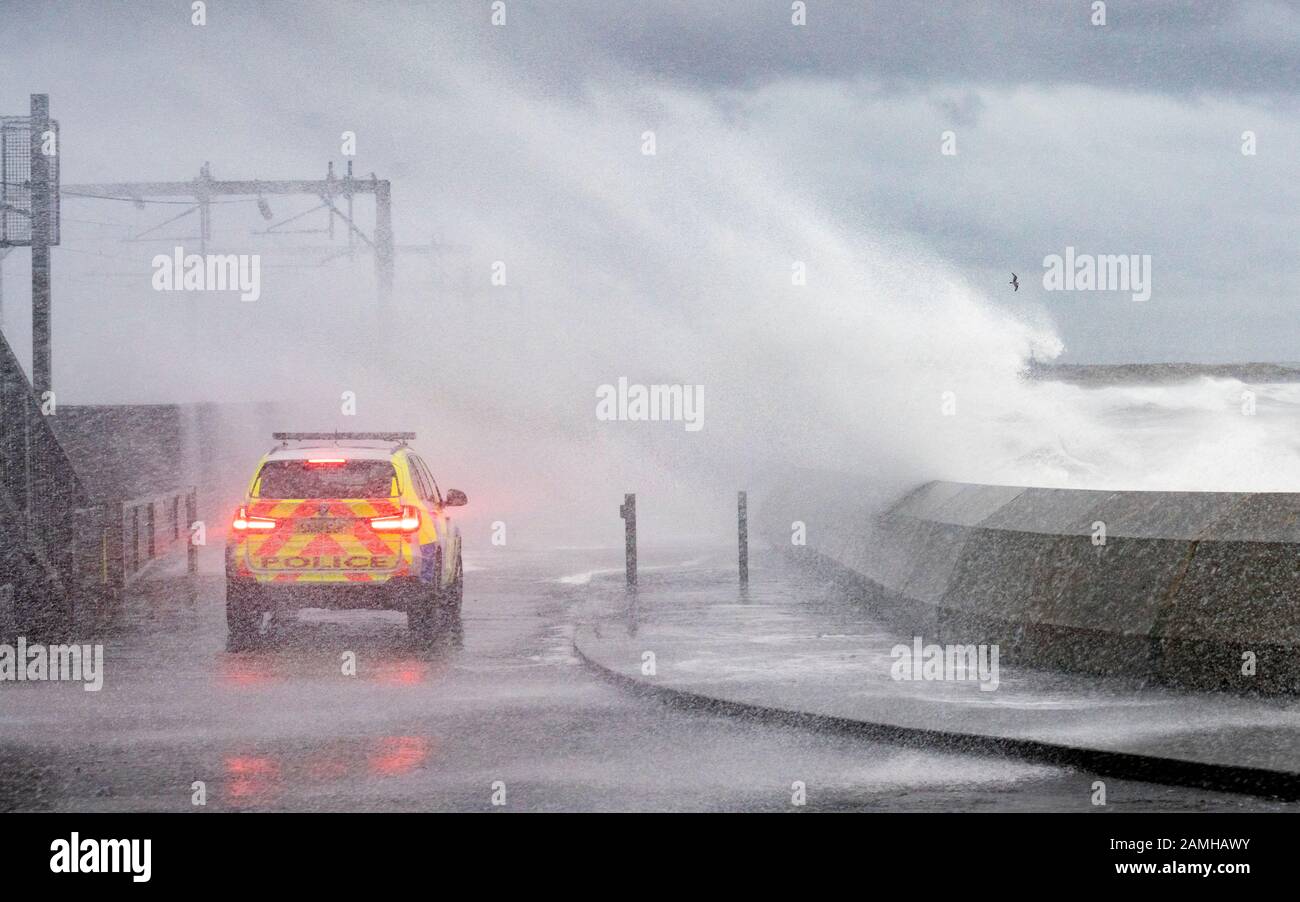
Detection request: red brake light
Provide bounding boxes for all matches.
[369,505,420,532]
[306,457,346,467]
[232,506,278,531]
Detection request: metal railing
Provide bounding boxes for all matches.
[111,487,199,584]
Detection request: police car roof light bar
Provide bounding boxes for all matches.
[273,431,416,445]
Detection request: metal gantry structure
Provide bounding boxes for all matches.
[62,159,395,313]
[4,93,398,397]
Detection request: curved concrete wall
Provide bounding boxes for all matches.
[765,475,1300,691]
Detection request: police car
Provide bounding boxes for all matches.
[225,432,465,644]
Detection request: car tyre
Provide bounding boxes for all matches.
[439,553,463,626]
[226,581,267,648]
[407,582,438,643]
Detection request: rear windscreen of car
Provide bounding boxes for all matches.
[255,460,398,499]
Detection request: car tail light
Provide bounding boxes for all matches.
[369,505,420,532]
[232,506,278,531]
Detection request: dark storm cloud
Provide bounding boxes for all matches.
[504,0,1299,98]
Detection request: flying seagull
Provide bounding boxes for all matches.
[1010,273,1019,292]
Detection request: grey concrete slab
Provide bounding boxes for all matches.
[978,487,1115,536]
[1097,491,1249,541]
[1203,494,1300,543]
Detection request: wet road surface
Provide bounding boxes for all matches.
[576,555,1300,788]
[0,546,1285,811]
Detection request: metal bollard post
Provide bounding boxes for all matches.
[738,491,748,586]
[130,506,140,574]
[620,493,637,587]
[146,501,156,559]
[185,489,198,574]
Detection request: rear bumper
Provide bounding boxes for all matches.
[226,576,422,611]
[225,542,412,589]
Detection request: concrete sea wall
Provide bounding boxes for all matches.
[765,474,1300,691]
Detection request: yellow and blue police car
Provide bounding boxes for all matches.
[224,432,465,644]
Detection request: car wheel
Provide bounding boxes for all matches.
[406,583,437,642]
[435,553,462,623]
[447,554,463,616]
[226,581,266,648]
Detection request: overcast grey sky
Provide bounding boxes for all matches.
[4,0,1297,366]
[3,1,1300,539]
